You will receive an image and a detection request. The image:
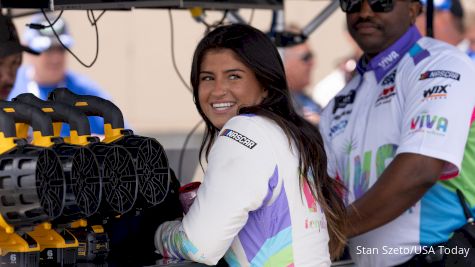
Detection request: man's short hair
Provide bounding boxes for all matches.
[0,15,38,58]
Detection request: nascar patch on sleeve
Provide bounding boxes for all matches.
[220,129,257,149]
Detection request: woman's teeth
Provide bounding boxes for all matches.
[213,102,234,111]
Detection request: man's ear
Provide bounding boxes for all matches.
[410,1,423,24]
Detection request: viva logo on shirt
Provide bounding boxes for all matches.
[410,112,448,136]
[377,51,400,70]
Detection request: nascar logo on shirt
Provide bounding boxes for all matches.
[410,112,448,135]
[419,70,461,81]
[220,129,257,149]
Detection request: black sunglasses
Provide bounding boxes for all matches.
[340,0,395,13]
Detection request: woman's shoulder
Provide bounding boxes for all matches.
[223,114,280,133]
[229,114,276,126]
[219,115,286,148]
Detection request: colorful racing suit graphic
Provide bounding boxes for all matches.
[156,115,331,266]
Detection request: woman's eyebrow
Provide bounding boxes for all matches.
[224,68,245,73]
[200,68,245,74]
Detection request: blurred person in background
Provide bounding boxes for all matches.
[312,31,362,108]
[283,24,322,126]
[8,13,111,135]
[416,0,466,47]
[461,0,475,61]
[0,14,38,100]
[416,0,475,63]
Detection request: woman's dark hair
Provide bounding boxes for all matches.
[190,24,347,258]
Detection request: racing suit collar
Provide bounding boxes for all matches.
[356,26,422,83]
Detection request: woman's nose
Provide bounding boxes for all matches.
[210,79,227,97]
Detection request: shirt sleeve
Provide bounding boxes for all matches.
[155,115,277,265]
[397,51,475,178]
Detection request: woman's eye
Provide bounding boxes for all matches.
[201,76,213,81]
[229,74,240,80]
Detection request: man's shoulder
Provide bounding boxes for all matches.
[12,65,31,84]
[65,71,99,88]
[65,71,110,98]
[294,92,322,112]
[409,37,472,66]
[419,36,460,51]
[396,37,474,81]
[9,65,32,99]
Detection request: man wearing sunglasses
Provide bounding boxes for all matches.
[319,0,475,266]
[283,24,322,126]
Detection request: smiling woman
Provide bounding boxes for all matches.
[154,24,347,266]
[197,49,267,129]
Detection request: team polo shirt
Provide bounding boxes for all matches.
[320,26,475,267]
[155,115,331,266]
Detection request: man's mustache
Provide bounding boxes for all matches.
[353,18,382,29]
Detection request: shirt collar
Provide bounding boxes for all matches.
[356,26,422,82]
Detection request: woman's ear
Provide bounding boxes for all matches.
[262,87,269,98]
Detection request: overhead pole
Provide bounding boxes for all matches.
[426,0,434,37]
[269,0,340,48]
[302,0,339,39]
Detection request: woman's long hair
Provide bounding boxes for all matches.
[190,24,347,258]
